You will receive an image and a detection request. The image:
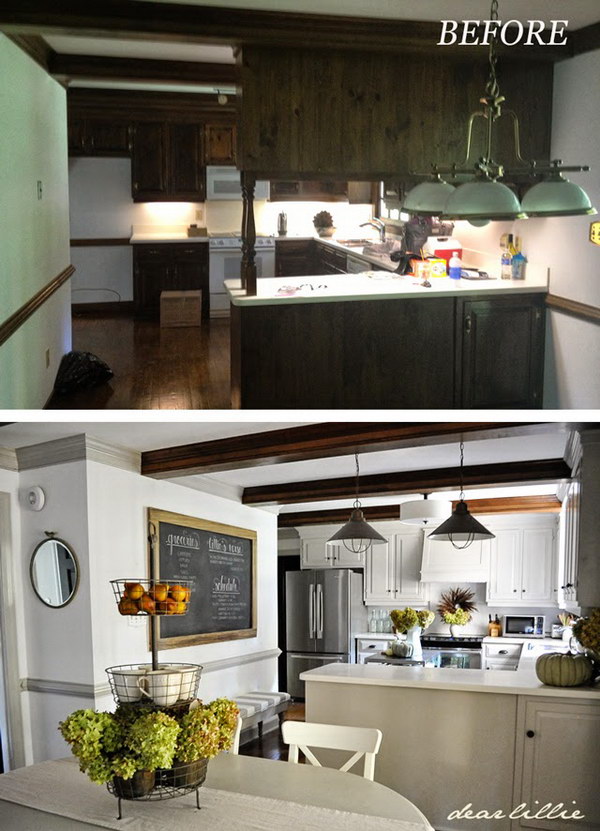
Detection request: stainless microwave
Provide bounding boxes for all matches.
[503,615,545,637]
[206,166,270,201]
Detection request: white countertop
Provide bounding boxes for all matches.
[130,232,209,243]
[225,271,548,306]
[300,662,600,699]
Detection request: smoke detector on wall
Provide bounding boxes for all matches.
[23,486,46,511]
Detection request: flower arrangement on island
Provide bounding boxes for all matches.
[59,698,239,787]
[437,587,478,636]
[572,608,600,667]
[390,607,435,634]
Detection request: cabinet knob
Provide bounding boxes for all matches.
[499,650,508,655]
[526,730,535,738]
[465,315,472,334]
[566,583,574,588]
[513,589,518,592]
[522,589,526,592]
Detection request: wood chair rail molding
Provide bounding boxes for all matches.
[0,265,75,348]
[546,294,600,326]
[140,422,557,477]
[0,1,572,59]
[242,459,572,506]
[278,495,562,527]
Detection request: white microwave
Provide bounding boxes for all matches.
[503,615,545,637]
[206,166,270,201]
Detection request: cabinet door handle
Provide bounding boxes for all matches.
[465,315,472,334]
[513,589,518,592]
[499,650,508,655]
[566,582,574,588]
[526,730,535,738]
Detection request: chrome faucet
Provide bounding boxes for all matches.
[359,219,386,242]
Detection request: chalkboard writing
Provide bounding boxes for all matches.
[148,508,257,649]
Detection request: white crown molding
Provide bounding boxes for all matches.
[0,447,18,471]
[16,435,140,473]
[170,474,242,503]
[19,649,281,697]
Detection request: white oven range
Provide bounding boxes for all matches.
[209,234,275,316]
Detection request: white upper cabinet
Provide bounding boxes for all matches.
[420,535,491,582]
[486,515,558,606]
[364,524,426,606]
[298,526,365,569]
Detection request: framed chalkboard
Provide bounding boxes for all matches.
[148,508,257,649]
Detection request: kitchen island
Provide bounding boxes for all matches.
[301,663,600,831]
[226,272,548,409]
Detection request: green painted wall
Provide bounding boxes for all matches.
[0,35,71,408]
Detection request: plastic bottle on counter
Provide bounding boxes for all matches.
[500,244,512,279]
[511,251,527,280]
[448,251,462,280]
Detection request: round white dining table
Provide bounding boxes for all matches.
[0,754,432,831]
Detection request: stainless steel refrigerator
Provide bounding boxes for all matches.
[285,569,366,698]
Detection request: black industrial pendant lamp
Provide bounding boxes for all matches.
[403,0,595,222]
[428,442,495,550]
[327,453,387,555]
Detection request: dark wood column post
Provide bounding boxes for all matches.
[241,171,257,296]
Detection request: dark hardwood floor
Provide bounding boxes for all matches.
[48,313,231,409]
[239,702,305,762]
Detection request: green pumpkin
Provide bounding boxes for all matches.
[535,652,594,687]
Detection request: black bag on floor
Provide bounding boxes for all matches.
[54,351,114,395]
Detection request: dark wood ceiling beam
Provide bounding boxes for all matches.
[0,1,568,59]
[8,33,54,70]
[141,422,557,477]
[49,54,238,86]
[243,459,572,505]
[278,494,562,526]
[570,21,600,56]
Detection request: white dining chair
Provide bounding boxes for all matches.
[281,720,383,781]
[230,713,243,754]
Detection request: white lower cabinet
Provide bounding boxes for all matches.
[364,525,425,605]
[514,697,600,831]
[482,641,521,670]
[486,516,558,607]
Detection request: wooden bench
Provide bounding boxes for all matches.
[233,691,291,742]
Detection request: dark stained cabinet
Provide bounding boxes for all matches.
[315,243,347,274]
[458,295,545,409]
[231,291,546,409]
[239,47,552,178]
[275,240,314,277]
[68,118,131,156]
[205,124,237,164]
[133,244,209,319]
[132,123,205,202]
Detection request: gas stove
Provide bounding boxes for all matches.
[421,634,484,650]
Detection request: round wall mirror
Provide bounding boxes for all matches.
[30,534,79,608]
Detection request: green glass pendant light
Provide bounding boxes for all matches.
[402,0,595,222]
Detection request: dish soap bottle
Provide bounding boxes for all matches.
[449,251,462,280]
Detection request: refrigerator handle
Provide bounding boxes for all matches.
[316,583,324,639]
[309,583,315,638]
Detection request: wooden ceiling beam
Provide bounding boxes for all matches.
[243,459,572,505]
[49,53,238,85]
[0,1,569,59]
[140,422,558,477]
[278,494,562,526]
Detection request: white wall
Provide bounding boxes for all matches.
[0,36,71,408]
[85,462,279,702]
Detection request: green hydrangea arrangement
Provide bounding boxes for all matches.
[176,698,239,763]
[573,609,600,658]
[390,607,435,633]
[59,697,238,785]
[441,608,471,626]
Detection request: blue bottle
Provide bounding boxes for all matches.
[449,251,462,280]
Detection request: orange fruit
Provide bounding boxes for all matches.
[149,583,169,601]
[137,594,156,614]
[118,598,139,615]
[124,582,144,600]
[169,584,187,602]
